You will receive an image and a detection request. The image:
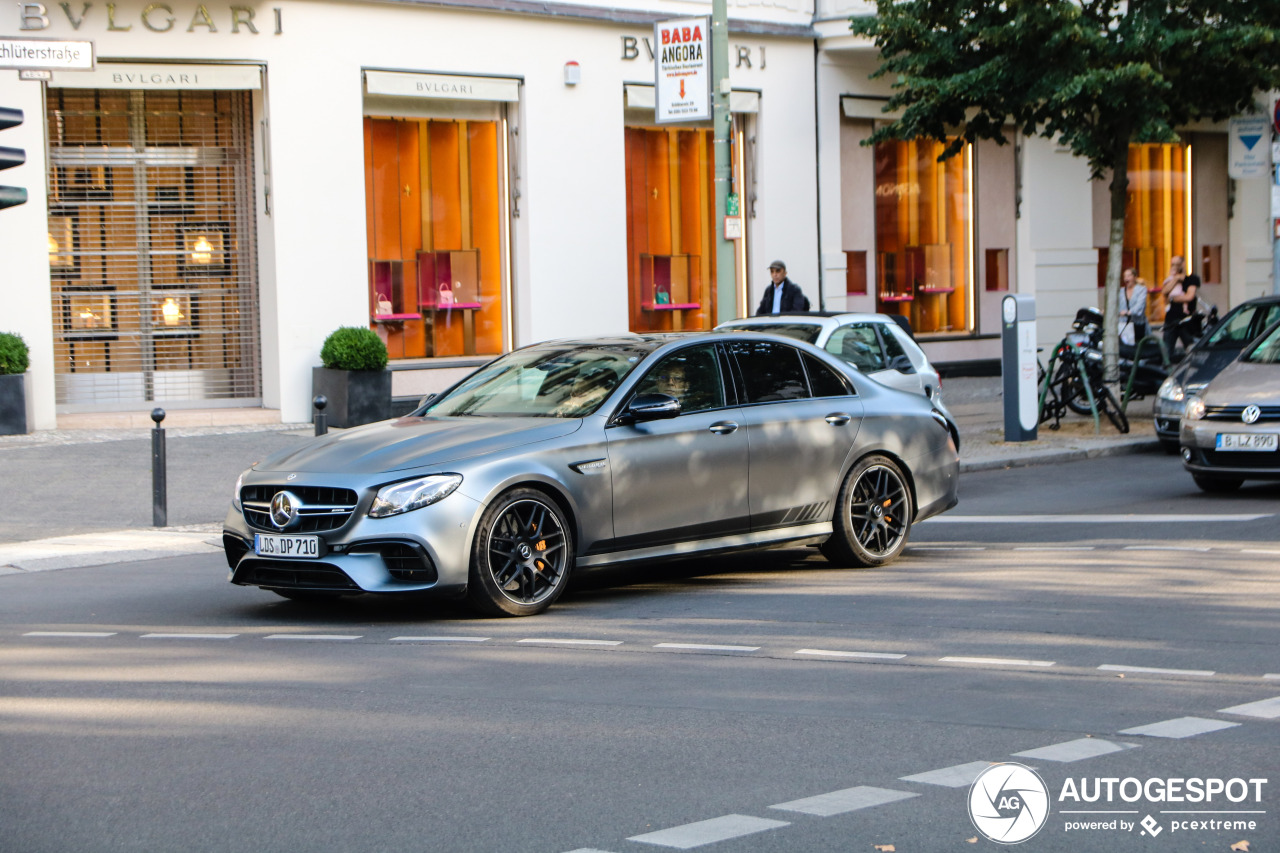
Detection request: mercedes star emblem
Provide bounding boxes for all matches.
[270,490,302,529]
[1242,405,1261,425]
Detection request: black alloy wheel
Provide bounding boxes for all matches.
[468,489,574,616]
[822,454,914,568]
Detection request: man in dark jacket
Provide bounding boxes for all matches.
[755,260,810,315]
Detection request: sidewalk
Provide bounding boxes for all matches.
[0,376,1161,570]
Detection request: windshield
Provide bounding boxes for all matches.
[1242,323,1280,365]
[720,323,822,344]
[424,344,649,417]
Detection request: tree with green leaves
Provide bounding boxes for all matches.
[851,0,1280,381]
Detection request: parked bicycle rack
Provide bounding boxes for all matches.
[1119,335,1171,412]
[1038,336,1102,434]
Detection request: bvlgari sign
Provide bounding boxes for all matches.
[653,17,710,123]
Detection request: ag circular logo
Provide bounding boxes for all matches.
[968,763,1050,844]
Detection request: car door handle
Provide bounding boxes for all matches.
[825,413,852,426]
[708,421,739,435]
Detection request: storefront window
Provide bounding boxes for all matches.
[363,117,505,359]
[874,138,972,334]
[624,126,719,333]
[1121,143,1188,322]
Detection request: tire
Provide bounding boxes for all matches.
[1159,438,1180,455]
[821,455,914,568]
[1192,475,1243,493]
[1063,374,1093,416]
[1095,386,1129,434]
[467,488,574,617]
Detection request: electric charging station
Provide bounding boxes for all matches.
[1002,294,1038,442]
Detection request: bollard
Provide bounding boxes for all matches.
[151,407,167,527]
[314,394,328,436]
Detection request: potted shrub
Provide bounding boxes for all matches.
[312,326,391,428]
[0,331,30,436]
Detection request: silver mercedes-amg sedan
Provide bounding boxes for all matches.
[222,332,960,616]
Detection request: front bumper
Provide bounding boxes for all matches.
[1179,421,1280,481]
[223,477,482,596]
[1153,398,1184,443]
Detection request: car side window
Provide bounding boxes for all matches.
[1208,307,1259,346]
[880,324,913,365]
[1258,305,1280,336]
[802,353,853,398]
[728,340,811,403]
[825,325,886,372]
[631,345,725,413]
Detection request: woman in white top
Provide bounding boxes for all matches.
[1120,267,1148,346]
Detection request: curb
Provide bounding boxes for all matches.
[960,439,1163,473]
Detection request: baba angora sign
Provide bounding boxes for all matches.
[653,17,710,123]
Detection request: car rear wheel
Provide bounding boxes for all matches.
[1192,475,1244,493]
[468,488,574,617]
[821,454,914,568]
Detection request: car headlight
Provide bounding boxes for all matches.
[369,474,462,518]
[1184,396,1206,421]
[231,468,250,511]
[1158,376,1184,403]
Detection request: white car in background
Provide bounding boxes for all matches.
[716,312,945,404]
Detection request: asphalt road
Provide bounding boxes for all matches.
[1,455,1277,852]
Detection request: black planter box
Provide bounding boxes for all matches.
[312,367,392,429]
[0,373,28,436]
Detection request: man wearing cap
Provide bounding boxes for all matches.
[755,260,810,315]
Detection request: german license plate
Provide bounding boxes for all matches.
[254,533,320,558]
[1215,433,1279,452]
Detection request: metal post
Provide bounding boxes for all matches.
[150,408,166,527]
[314,394,328,436]
[711,0,736,324]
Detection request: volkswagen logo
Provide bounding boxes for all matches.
[1242,405,1261,425]
[270,490,302,529]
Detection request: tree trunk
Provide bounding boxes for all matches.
[1103,143,1129,385]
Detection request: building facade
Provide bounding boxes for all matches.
[2,0,1273,429]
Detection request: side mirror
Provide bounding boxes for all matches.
[618,393,681,424]
[412,393,436,415]
[889,354,915,374]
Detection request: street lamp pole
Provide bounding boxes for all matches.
[711,0,737,323]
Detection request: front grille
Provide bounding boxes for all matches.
[1204,405,1280,422]
[240,485,359,532]
[1201,450,1280,468]
[349,541,438,584]
[236,560,360,590]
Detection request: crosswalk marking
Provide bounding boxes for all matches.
[1013,738,1134,762]
[1119,717,1240,739]
[796,649,906,660]
[900,761,993,788]
[940,656,1054,668]
[770,785,917,816]
[654,643,759,652]
[1218,696,1280,719]
[1099,664,1214,677]
[23,631,116,637]
[628,815,788,849]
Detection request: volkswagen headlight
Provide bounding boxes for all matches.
[1184,396,1206,421]
[1158,376,1184,403]
[369,474,462,518]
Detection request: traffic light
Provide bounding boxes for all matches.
[0,107,28,211]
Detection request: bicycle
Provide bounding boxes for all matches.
[1038,337,1129,434]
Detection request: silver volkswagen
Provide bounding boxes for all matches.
[222,332,960,616]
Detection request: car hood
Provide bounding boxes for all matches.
[1199,362,1280,406]
[1175,345,1244,389]
[255,416,583,474]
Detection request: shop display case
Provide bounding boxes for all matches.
[419,249,481,311]
[368,260,419,322]
[639,254,698,310]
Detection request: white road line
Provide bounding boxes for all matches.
[1218,696,1280,719]
[1013,546,1096,551]
[940,656,1054,668]
[1242,549,1280,555]
[23,631,117,638]
[796,649,906,660]
[628,815,789,849]
[391,636,490,643]
[926,514,1269,523]
[562,849,618,853]
[770,785,918,816]
[1013,738,1135,763]
[908,546,986,550]
[140,633,237,640]
[264,634,361,641]
[517,638,623,646]
[1098,664,1214,677]
[1123,545,1212,552]
[1119,717,1240,739]
[1266,674,1280,680]
[900,761,993,788]
[654,643,759,652]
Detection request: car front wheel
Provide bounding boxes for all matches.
[822,454,914,568]
[468,488,574,617]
